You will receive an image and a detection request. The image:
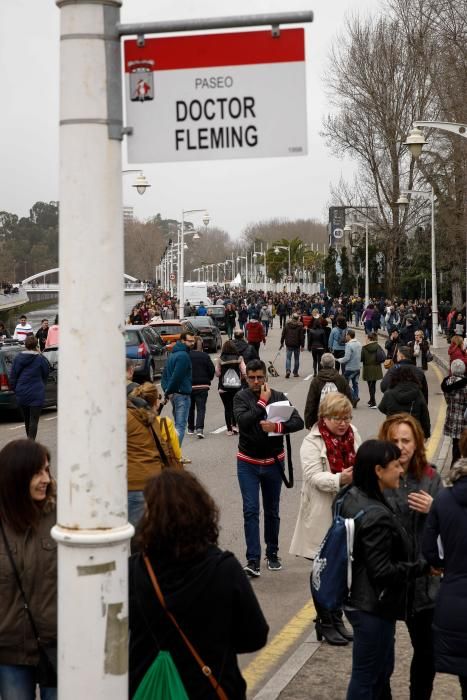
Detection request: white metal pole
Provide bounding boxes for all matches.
[53,1,132,697]
[365,222,369,308]
[179,213,185,317]
[288,246,291,293]
[431,185,439,348]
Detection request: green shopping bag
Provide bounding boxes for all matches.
[133,651,189,700]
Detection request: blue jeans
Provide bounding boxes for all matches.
[261,320,269,336]
[344,369,360,401]
[171,393,191,445]
[0,665,56,700]
[285,347,300,374]
[345,610,395,700]
[237,458,282,561]
[128,490,145,528]
[188,389,208,431]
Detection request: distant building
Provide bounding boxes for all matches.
[123,206,134,223]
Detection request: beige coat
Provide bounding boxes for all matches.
[289,423,362,559]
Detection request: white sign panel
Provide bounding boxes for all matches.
[124,29,307,163]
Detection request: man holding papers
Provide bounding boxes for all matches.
[233,359,304,577]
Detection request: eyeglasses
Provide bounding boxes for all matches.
[247,375,266,382]
[327,416,352,424]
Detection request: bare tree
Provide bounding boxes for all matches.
[322,13,435,296]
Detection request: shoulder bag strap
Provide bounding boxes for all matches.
[0,520,41,644]
[143,555,228,700]
[149,422,170,469]
[275,433,294,488]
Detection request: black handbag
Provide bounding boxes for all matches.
[0,521,57,688]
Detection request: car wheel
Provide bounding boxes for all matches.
[148,363,155,383]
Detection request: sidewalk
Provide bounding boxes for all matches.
[254,332,458,700]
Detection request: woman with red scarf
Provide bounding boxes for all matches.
[290,393,361,645]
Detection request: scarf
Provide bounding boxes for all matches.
[318,418,356,474]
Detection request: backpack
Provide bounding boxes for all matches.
[319,381,338,403]
[220,360,241,390]
[310,491,379,611]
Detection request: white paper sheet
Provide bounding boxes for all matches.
[266,401,294,436]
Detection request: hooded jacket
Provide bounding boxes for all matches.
[422,470,467,676]
[233,338,259,365]
[129,546,269,699]
[361,341,384,382]
[190,350,215,391]
[303,368,352,429]
[10,351,50,406]
[280,319,305,349]
[161,341,192,395]
[378,382,431,438]
[381,360,428,403]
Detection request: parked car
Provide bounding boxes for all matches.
[0,340,58,412]
[205,305,226,332]
[148,319,197,351]
[183,316,222,353]
[125,325,168,382]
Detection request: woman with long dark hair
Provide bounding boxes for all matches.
[129,470,268,699]
[0,439,57,700]
[340,439,427,699]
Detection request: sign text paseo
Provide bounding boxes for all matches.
[124,29,308,163]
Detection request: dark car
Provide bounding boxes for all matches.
[125,325,168,382]
[185,316,222,353]
[205,305,226,332]
[0,340,58,411]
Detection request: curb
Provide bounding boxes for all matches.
[252,633,321,700]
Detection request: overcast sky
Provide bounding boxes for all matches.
[0,0,378,237]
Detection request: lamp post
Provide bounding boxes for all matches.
[237,254,249,288]
[178,209,209,317]
[121,169,150,195]
[396,186,439,348]
[404,121,467,308]
[274,244,292,291]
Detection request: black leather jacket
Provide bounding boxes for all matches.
[340,486,425,620]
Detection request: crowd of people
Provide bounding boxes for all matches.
[2,284,467,699]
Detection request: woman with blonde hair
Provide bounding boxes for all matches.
[127,382,182,527]
[290,393,361,645]
[379,413,443,700]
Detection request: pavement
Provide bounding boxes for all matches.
[252,331,460,700]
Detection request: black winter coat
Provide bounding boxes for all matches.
[233,339,259,365]
[190,350,215,390]
[280,321,305,349]
[378,382,431,438]
[381,360,428,403]
[303,368,352,429]
[307,326,326,350]
[233,387,304,459]
[129,546,268,699]
[340,486,424,620]
[384,467,443,613]
[422,474,467,676]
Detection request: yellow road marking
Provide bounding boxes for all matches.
[426,362,446,462]
[244,362,445,695]
[243,600,315,693]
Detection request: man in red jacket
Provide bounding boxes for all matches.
[245,314,266,357]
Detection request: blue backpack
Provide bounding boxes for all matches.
[310,491,377,611]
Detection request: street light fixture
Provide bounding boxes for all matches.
[122,169,150,195]
[274,244,292,291]
[178,209,210,317]
[396,186,439,348]
[404,119,467,319]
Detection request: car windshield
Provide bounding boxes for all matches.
[207,307,224,316]
[125,330,141,345]
[192,318,213,326]
[152,325,180,335]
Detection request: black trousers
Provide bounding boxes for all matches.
[279,314,287,328]
[452,437,461,466]
[20,405,42,441]
[311,348,324,374]
[367,380,377,404]
[406,608,436,700]
[220,391,238,431]
[188,389,208,431]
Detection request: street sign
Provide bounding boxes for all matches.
[124,29,307,163]
[169,272,176,281]
[333,228,344,239]
[286,275,293,282]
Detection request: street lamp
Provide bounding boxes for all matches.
[396,186,439,348]
[178,209,209,317]
[405,120,467,307]
[274,244,292,291]
[237,254,249,288]
[122,169,150,195]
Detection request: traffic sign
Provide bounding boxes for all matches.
[124,29,307,163]
[333,228,344,240]
[286,275,293,282]
[169,273,176,281]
